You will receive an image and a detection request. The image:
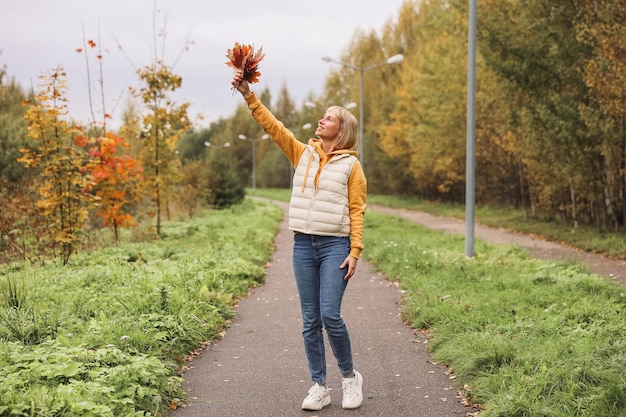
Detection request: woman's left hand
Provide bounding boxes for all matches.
[340,255,358,280]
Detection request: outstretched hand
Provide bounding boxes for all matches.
[231,69,251,97]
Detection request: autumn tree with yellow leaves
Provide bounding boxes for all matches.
[18,68,95,264]
[576,0,626,229]
[124,10,192,237]
[134,62,190,237]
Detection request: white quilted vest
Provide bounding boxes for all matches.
[289,145,356,236]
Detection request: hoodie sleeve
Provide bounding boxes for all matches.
[348,159,367,258]
[245,93,305,167]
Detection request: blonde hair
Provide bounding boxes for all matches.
[327,105,359,150]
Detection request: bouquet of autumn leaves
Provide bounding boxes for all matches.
[226,42,265,86]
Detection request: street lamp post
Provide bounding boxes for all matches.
[238,133,269,193]
[465,0,477,257]
[321,54,404,167]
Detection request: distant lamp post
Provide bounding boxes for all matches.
[203,141,212,162]
[321,54,404,167]
[238,133,269,193]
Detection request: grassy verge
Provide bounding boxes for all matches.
[364,210,626,416]
[251,187,291,202]
[0,200,283,416]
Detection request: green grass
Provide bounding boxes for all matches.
[251,187,291,202]
[0,199,283,416]
[364,210,626,417]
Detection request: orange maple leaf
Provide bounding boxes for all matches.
[73,135,88,147]
[88,39,96,48]
[226,42,265,83]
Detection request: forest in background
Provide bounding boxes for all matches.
[1,0,625,264]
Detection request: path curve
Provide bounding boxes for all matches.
[368,204,626,286]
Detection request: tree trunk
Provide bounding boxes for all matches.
[568,179,578,229]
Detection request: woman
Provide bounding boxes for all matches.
[232,70,367,411]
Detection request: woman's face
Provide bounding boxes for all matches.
[315,109,341,141]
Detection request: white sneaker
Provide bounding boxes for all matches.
[341,370,363,409]
[301,383,331,410]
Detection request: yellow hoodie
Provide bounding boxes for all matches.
[245,93,366,258]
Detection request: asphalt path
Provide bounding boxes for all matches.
[170,200,469,417]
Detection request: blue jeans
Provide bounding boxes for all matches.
[293,234,354,384]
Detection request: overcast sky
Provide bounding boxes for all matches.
[1,0,406,127]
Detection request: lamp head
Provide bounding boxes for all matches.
[386,54,404,64]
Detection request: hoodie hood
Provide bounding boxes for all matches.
[299,139,358,193]
[308,138,359,157]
